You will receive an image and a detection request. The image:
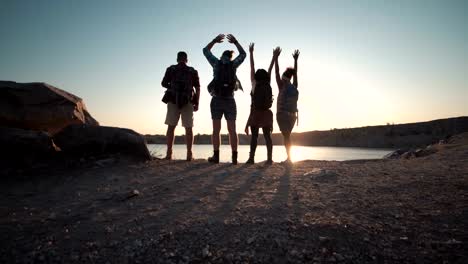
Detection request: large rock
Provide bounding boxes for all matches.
[54,125,151,161]
[0,81,99,135]
[0,127,58,168]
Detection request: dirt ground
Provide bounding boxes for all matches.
[1,135,467,263]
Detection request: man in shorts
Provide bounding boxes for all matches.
[161,51,200,161]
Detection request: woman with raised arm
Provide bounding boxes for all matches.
[244,43,277,165]
[274,48,300,163]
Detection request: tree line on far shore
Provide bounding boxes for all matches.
[145,116,468,149]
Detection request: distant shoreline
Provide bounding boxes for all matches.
[146,142,396,150]
[145,116,468,149]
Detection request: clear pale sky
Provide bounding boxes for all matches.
[1,0,467,135]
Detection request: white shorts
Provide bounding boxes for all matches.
[165,103,194,128]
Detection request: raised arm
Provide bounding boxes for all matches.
[205,34,224,51]
[267,49,276,80]
[227,34,246,67]
[249,43,255,81]
[273,47,282,88]
[292,49,300,87]
[203,34,224,66]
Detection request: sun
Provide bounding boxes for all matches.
[290,145,308,162]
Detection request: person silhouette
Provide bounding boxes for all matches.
[203,34,246,164]
[161,51,200,161]
[244,43,276,165]
[274,47,300,163]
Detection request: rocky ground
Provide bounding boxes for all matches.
[1,134,467,263]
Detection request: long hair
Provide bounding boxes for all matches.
[282,67,295,79]
[255,69,269,83]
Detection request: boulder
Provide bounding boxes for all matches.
[401,150,416,159]
[0,127,58,168]
[383,149,408,159]
[414,145,438,157]
[448,132,468,145]
[54,125,151,161]
[385,145,439,159]
[0,81,99,135]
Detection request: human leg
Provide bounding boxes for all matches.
[247,126,259,164]
[281,130,292,162]
[209,97,223,163]
[208,119,221,163]
[227,120,238,151]
[276,112,295,163]
[164,103,181,160]
[185,127,193,161]
[262,127,273,164]
[224,98,238,164]
[212,119,221,151]
[165,125,176,159]
[227,119,238,164]
[180,104,194,161]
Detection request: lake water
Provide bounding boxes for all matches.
[147,144,393,162]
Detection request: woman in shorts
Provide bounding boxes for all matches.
[274,47,300,163]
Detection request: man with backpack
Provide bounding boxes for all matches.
[203,34,246,164]
[161,51,200,161]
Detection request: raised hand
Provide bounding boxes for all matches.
[249,43,254,53]
[293,49,300,60]
[213,34,225,43]
[226,34,238,44]
[273,47,282,57]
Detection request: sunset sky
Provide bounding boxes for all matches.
[1,0,467,135]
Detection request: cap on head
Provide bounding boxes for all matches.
[222,50,234,60]
[177,51,188,63]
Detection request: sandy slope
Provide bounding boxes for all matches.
[1,135,467,263]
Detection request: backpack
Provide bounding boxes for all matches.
[281,82,299,113]
[170,65,194,108]
[208,61,237,97]
[252,81,273,110]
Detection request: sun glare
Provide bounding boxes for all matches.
[290,145,309,162]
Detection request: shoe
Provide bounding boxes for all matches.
[245,151,255,164]
[246,152,255,164]
[208,150,219,164]
[186,151,193,161]
[164,149,172,160]
[232,151,238,165]
[265,159,273,165]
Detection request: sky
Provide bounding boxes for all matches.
[1,0,467,135]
